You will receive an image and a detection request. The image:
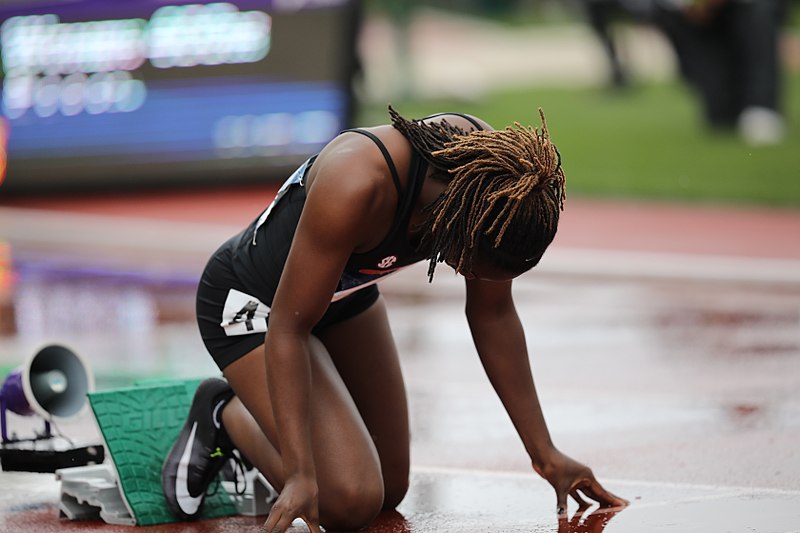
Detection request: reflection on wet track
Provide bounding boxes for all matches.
[1,210,799,532]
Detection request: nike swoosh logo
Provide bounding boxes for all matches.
[212,402,223,430]
[175,422,203,516]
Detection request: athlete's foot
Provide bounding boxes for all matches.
[162,377,235,520]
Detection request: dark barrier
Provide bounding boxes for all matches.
[0,0,360,193]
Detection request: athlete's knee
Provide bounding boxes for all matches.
[319,476,384,530]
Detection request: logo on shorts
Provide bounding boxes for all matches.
[377,255,397,269]
[231,300,261,332]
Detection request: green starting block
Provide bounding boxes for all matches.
[57,378,276,525]
[86,379,238,525]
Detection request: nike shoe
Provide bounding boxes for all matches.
[162,377,235,520]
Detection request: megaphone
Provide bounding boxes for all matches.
[1,344,103,472]
[1,344,93,429]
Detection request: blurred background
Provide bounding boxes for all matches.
[357,0,800,205]
[0,0,798,201]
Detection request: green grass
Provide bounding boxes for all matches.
[357,75,800,208]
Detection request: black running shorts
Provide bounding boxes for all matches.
[196,186,379,371]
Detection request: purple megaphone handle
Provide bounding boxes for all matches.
[1,368,34,442]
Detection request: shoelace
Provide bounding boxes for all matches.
[205,448,248,497]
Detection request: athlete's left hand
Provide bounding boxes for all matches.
[532,448,628,515]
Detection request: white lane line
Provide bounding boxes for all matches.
[539,248,800,284]
[412,464,800,496]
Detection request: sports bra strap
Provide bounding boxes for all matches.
[424,112,485,131]
[341,128,403,194]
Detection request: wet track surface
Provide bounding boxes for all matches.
[1,195,799,532]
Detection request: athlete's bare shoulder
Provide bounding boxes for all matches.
[301,125,412,252]
[305,125,407,190]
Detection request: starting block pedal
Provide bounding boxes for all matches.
[57,459,276,524]
[56,378,275,526]
[57,463,135,525]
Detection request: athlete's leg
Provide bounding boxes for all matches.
[221,335,384,530]
[315,295,411,509]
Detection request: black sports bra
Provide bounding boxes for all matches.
[340,127,428,276]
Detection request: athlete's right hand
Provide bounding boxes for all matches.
[261,475,322,533]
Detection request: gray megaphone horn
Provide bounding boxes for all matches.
[1,344,94,442]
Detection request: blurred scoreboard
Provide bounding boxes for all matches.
[0,0,360,192]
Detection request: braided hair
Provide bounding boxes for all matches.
[389,105,566,281]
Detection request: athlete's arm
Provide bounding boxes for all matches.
[261,138,394,533]
[464,278,628,514]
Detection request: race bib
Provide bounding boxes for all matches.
[220,289,270,336]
